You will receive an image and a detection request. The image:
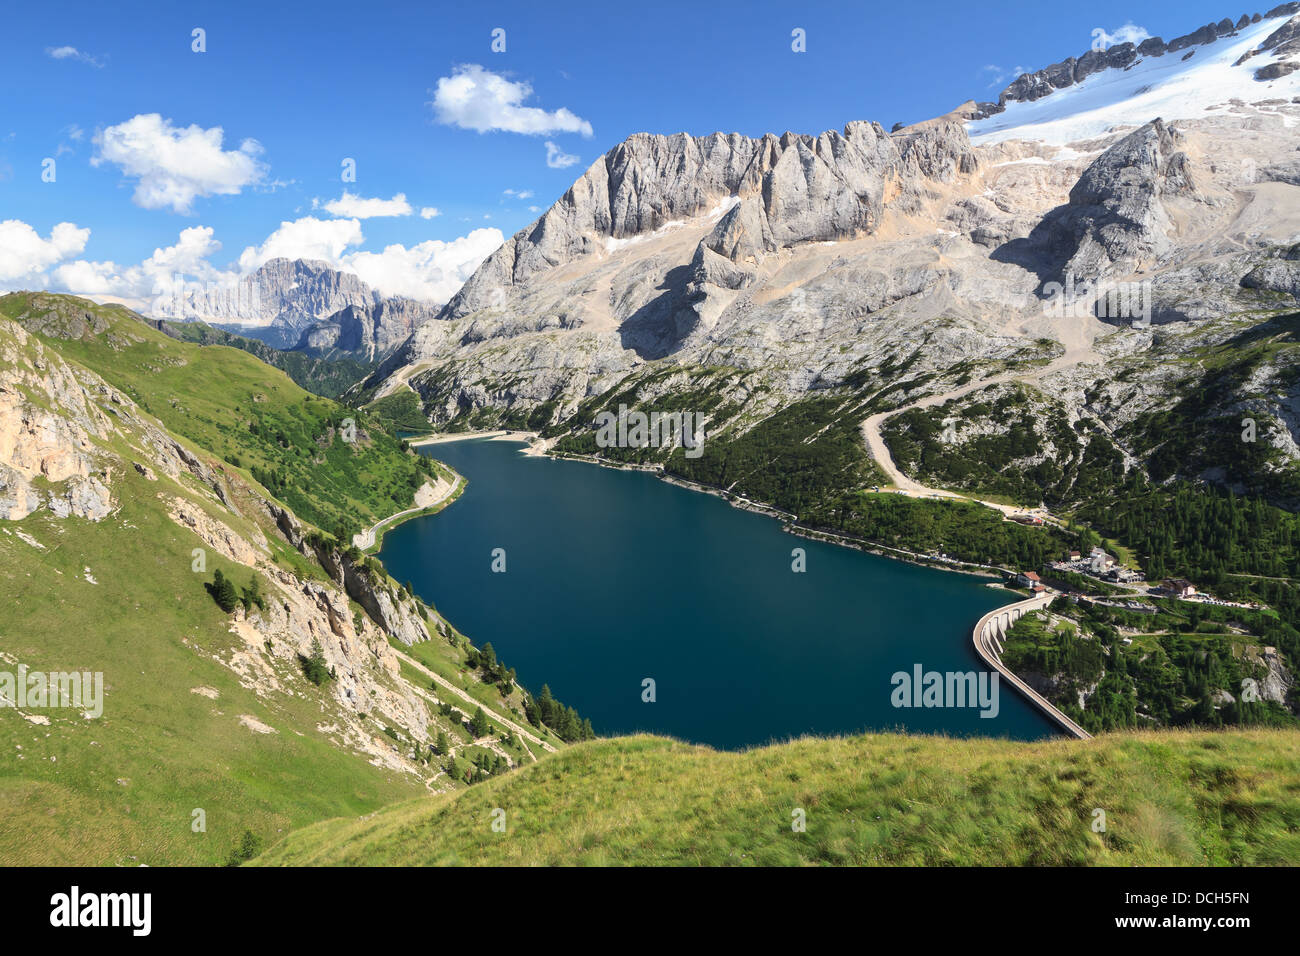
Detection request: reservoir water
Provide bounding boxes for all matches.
[379,437,1060,749]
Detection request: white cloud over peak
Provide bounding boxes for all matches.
[314,190,413,218]
[503,188,533,199]
[431,65,593,137]
[22,214,501,309]
[341,228,503,302]
[236,216,365,271]
[48,226,224,297]
[1094,22,1150,49]
[92,114,268,214]
[233,215,500,301]
[545,141,580,169]
[419,206,441,219]
[0,220,90,286]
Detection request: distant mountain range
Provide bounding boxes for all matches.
[154,256,438,356]
[348,5,1300,512]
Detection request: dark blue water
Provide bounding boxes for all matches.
[380,437,1060,749]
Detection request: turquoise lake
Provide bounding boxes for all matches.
[379,437,1060,749]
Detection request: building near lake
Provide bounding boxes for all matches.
[1016,570,1047,592]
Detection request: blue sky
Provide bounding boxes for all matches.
[0,0,1241,305]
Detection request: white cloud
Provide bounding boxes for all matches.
[0,220,90,286]
[314,190,413,218]
[340,228,502,301]
[236,216,364,271]
[92,114,268,214]
[431,64,592,136]
[1094,23,1150,49]
[420,206,441,219]
[503,188,534,199]
[48,226,225,297]
[46,46,103,67]
[28,213,501,308]
[980,63,1027,88]
[545,141,580,169]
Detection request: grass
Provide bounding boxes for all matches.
[394,635,561,751]
[157,319,375,398]
[0,465,425,865]
[0,309,504,864]
[252,728,1300,866]
[0,292,431,540]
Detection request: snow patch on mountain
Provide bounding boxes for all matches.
[969,17,1300,145]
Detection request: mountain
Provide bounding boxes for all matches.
[0,293,584,862]
[156,257,438,355]
[361,6,1300,513]
[157,257,376,348]
[967,5,1300,138]
[292,296,441,361]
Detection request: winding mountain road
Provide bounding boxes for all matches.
[353,472,463,551]
[860,338,1104,526]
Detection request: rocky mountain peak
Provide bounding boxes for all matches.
[968,5,1299,122]
[438,118,977,323]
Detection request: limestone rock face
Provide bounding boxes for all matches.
[160,258,379,348]
[438,121,906,321]
[1046,119,1196,281]
[293,296,439,360]
[0,322,113,520]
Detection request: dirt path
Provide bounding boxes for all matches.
[353,473,463,551]
[860,342,1104,525]
[393,647,558,755]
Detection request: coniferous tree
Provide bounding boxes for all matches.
[300,638,331,686]
[208,569,239,613]
[469,706,489,738]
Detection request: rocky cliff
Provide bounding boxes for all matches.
[293,296,440,360]
[359,6,1300,510]
[0,310,455,779]
[159,257,379,348]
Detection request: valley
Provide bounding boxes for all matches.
[4,1,1300,880]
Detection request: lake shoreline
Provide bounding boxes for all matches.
[386,431,1057,745]
[408,429,1013,583]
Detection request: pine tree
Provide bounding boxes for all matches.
[208,569,239,613]
[469,706,489,738]
[435,731,449,756]
[241,573,265,614]
[301,638,331,686]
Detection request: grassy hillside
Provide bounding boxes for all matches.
[254,728,1300,866]
[0,293,429,541]
[0,313,429,864]
[0,469,427,865]
[0,308,598,864]
[158,319,375,398]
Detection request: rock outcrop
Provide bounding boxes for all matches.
[293,296,440,360]
[999,119,1197,283]
[158,258,379,348]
